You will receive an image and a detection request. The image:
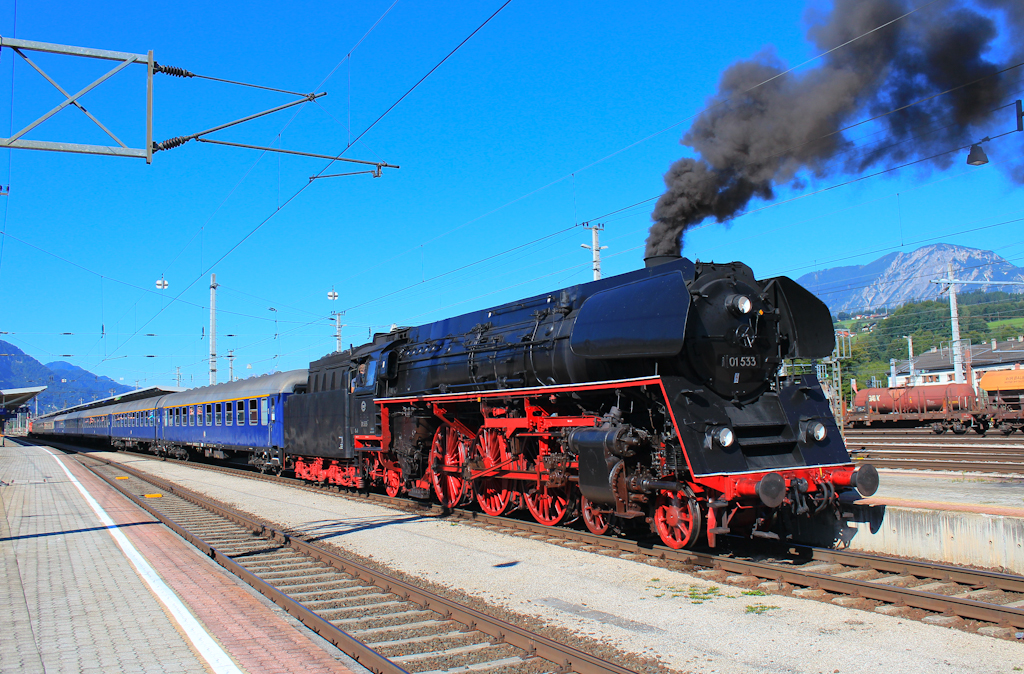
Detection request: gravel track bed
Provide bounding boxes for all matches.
[89,452,1024,674]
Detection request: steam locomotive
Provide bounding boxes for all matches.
[32,253,878,549]
[287,253,878,548]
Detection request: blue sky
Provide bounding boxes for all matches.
[2,0,1023,390]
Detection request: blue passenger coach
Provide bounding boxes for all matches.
[152,371,306,469]
[33,370,307,473]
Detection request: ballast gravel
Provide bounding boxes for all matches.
[99,453,1024,674]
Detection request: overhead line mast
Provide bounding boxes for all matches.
[0,36,398,176]
[930,262,1024,385]
[210,274,218,385]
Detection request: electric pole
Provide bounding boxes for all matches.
[904,335,915,385]
[335,316,346,353]
[580,223,608,281]
[210,273,218,385]
[175,367,182,388]
[228,350,235,382]
[930,263,1024,386]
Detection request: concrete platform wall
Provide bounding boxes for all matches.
[844,505,1024,575]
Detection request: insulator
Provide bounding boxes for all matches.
[155,63,195,78]
[154,136,192,151]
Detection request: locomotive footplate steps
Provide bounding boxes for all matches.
[0,440,363,674]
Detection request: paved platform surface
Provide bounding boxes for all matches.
[860,469,1024,516]
[75,448,1024,674]
[0,438,367,674]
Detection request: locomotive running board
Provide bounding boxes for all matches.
[377,375,663,404]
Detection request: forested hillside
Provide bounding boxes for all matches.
[838,290,1024,390]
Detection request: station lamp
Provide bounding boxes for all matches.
[966,144,989,166]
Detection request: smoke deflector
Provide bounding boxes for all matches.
[762,275,835,360]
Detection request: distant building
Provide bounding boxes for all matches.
[890,337,1024,389]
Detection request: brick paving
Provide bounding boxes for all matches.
[0,439,208,674]
[0,439,365,674]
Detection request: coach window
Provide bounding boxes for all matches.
[226,401,234,425]
[236,401,245,425]
[330,371,336,390]
[215,402,222,425]
[206,404,213,425]
[260,398,268,425]
[197,406,203,426]
[189,407,195,426]
[249,399,258,425]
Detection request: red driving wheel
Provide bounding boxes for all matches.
[429,426,470,508]
[474,429,514,516]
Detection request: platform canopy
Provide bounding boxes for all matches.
[1,386,46,413]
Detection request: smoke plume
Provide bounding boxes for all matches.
[647,0,1024,258]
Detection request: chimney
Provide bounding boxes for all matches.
[644,253,682,269]
[992,338,997,350]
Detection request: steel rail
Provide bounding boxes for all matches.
[851,457,1024,473]
[38,440,1024,631]
[799,546,1024,594]
[74,451,642,674]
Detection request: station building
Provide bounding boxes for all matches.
[889,336,1024,392]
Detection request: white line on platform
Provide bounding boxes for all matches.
[44,448,244,674]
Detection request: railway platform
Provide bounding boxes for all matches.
[0,438,368,674]
[844,469,1024,574]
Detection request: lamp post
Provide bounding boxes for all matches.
[328,288,344,352]
[580,223,608,281]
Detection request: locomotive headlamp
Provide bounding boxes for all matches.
[712,426,735,448]
[804,420,827,443]
[727,294,753,316]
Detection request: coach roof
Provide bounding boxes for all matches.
[158,369,308,407]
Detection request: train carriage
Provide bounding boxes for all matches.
[154,371,307,466]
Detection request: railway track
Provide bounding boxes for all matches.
[68,450,642,674]
[38,440,1024,640]
[845,428,1024,473]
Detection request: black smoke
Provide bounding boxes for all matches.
[647,0,1024,258]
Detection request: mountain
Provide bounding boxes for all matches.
[796,244,1024,315]
[0,341,133,413]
